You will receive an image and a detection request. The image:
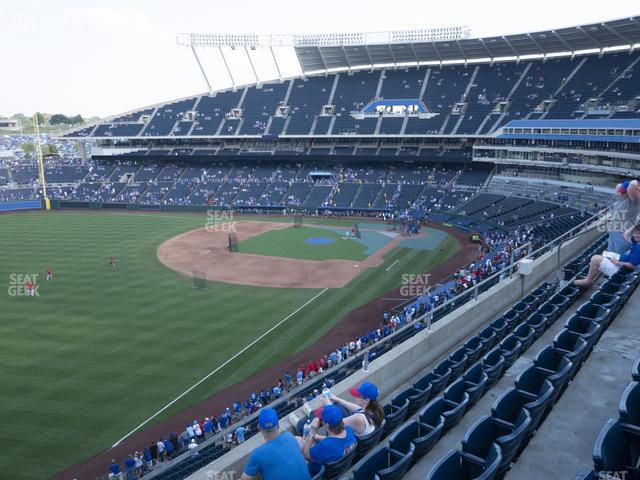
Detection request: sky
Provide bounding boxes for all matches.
[0,0,638,119]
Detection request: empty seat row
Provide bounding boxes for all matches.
[576,355,640,479]
[426,240,638,480]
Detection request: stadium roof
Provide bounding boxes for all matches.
[294,16,640,72]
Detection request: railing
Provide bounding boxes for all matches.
[111,207,609,480]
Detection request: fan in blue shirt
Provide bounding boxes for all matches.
[241,408,311,480]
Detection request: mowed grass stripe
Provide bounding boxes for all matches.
[0,212,459,479]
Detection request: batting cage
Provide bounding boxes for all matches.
[192,270,208,291]
[228,231,239,252]
[293,214,303,228]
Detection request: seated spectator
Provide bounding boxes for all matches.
[574,224,640,287]
[241,407,311,480]
[299,405,357,476]
[319,382,384,437]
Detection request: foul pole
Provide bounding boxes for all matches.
[33,114,50,210]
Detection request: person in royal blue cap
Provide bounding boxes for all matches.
[319,381,384,438]
[300,404,357,476]
[241,407,311,480]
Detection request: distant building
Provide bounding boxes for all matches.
[0,118,19,130]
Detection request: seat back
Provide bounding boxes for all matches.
[310,465,325,480]
[491,317,508,341]
[619,382,640,427]
[498,334,522,368]
[462,415,496,460]
[426,450,464,480]
[464,336,483,363]
[354,419,386,460]
[592,419,631,475]
[492,388,526,426]
[383,399,409,436]
[419,397,446,427]
[324,447,357,480]
[633,355,640,382]
[513,323,535,352]
[482,347,506,387]
[377,444,415,480]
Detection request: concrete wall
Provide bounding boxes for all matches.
[187,226,603,480]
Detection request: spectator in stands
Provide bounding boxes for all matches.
[241,407,311,480]
[608,179,639,254]
[108,459,122,479]
[574,223,640,287]
[299,405,357,476]
[319,381,384,437]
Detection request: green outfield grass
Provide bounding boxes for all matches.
[238,226,369,261]
[0,211,460,479]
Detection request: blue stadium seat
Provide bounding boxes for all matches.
[559,284,581,303]
[351,442,414,480]
[389,418,443,461]
[574,467,597,480]
[490,317,508,342]
[533,346,574,401]
[498,334,522,369]
[482,347,506,388]
[565,316,602,348]
[513,301,532,319]
[513,323,536,353]
[311,465,325,480]
[413,372,435,396]
[425,445,502,480]
[600,280,632,302]
[618,382,640,436]
[462,412,531,476]
[592,419,638,479]
[478,326,498,352]
[420,396,463,433]
[552,330,590,369]
[537,302,560,327]
[525,312,547,340]
[589,292,622,317]
[491,387,537,442]
[432,361,453,393]
[392,386,430,418]
[515,366,556,421]
[383,399,409,437]
[633,356,640,382]
[464,336,484,364]
[549,293,571,316]
[442,379,471,428]
[354,420,386,461]
[447,347,469,378]
[502,309,521,331]
[575,303,612,328]
[324,447,357,480]
[463,363,489,407]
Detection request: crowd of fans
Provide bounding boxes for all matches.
[104,222,543,479]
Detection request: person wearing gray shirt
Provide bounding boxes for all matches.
[608,179,639,254]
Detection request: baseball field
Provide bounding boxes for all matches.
[0,210,470,480]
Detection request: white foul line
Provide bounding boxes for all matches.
[111,287,329,447]
[385,259,399,272]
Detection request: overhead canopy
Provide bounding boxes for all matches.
[294,16,640,72]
